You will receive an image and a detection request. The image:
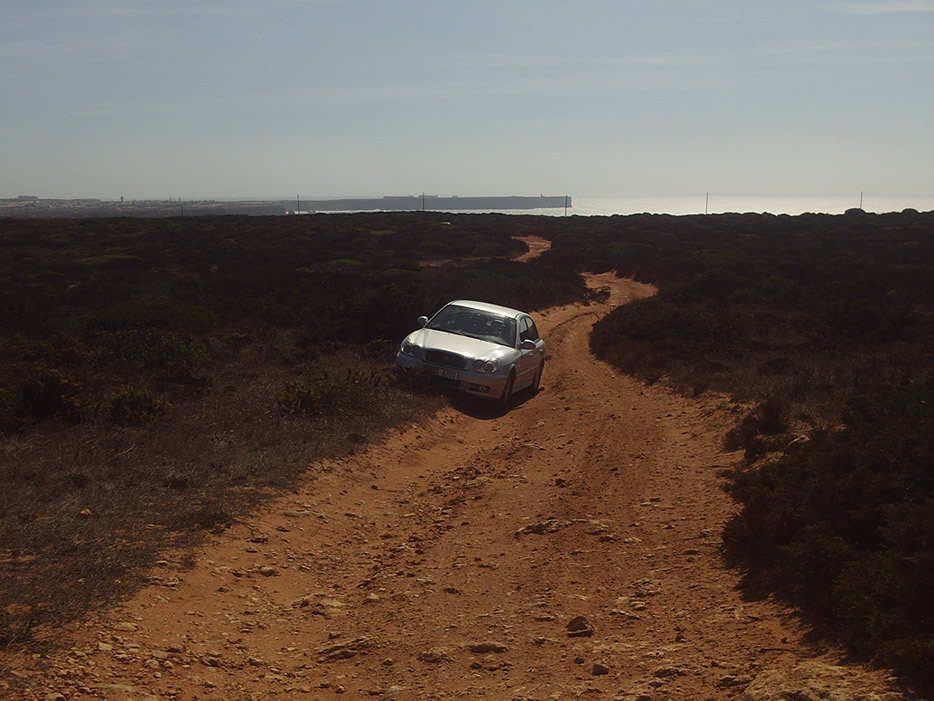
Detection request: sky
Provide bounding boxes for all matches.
[1,1,933,200]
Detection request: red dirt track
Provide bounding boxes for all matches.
[1,263,903,699]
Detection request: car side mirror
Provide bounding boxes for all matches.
[520,339,537,351]
[417,315,429,328]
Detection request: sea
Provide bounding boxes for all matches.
[419,194,934,217]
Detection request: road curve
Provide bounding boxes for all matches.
[1,273,902,700]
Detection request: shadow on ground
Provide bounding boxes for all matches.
[447,386,542,420]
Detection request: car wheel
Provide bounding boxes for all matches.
[531,359,544,393]
[500,371,515,409]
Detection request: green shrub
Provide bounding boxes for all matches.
[723,398,791,461]
[473,241,509,257]
[691,267,746,300]
[276,370,384,417]
[222,332,250,349]
[97,329,208,385]
[78,254,145,270]
[362,338,397,361]
[22,333,87,366]
[107,386,171,426]
[592,296,681,344]
[0,385,15,431]
[81,296,218,332]
[723,379,934,688]
[276,382,318,415]
[20,367,84,422]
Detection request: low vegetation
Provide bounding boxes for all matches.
[0,212,586,647]
[572,209,934,690]
[722,378,934,683]
[3,208,934,691]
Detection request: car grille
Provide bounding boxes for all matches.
[426,349,468,369]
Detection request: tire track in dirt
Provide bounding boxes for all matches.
[1,273,904,699]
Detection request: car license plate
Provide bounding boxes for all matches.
[433,367,459,380]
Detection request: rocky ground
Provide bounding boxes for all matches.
[1,268,906,700]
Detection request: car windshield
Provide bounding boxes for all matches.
[426,305,517,348]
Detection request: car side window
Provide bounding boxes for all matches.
[519,316,539,342]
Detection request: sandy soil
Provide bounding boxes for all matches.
[1,264,905,699]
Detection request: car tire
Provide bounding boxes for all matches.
[531,359,544,393]
[500,371,515,409]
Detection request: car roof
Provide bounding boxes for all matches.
[444,299,528,319]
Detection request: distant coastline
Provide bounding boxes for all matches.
[304,194,571,212]
[2,193,931,218]
[0,195,572,218]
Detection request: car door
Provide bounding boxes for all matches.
[516,315,543,388]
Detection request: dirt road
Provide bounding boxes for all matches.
[3,272,903,700]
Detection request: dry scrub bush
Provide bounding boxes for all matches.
[106,386,171,426]
[276,368,391,417]
[723,397,792,462]
[20,367,84,422]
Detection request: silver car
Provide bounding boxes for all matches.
[396,300,546,406]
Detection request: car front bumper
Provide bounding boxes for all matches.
[396,352,509,399]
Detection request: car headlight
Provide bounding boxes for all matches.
[401,341,420,357]
[472,358,500,373]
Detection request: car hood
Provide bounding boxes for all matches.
[406,328,512,360]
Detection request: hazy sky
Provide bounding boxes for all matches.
[2,1,932,200]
